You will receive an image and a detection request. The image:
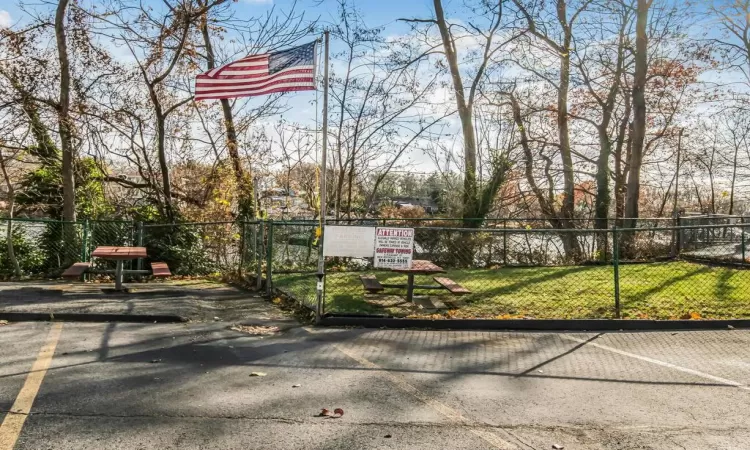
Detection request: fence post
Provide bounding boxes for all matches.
[503,220,508,266]
[604,218,610,261]
[239,221,246,278]
[266,220,274,296]
[612,225,621,319]
[742,217,746,265]
[81,219,89,262]
[136,222,144,272]
[255,223,263,290]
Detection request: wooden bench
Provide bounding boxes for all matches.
[151,262,172,277]
[62,262,91,279]
[433,277,471,295]
[359,275,384,293]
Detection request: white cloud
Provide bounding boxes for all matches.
[0,10,11,28]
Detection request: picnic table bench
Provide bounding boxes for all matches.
[61,246,171,290]
[359,274,384,293]
[62,262,92,279]
[359,260,470,302]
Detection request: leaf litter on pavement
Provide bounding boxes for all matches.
[318,408,344,418]
[230,324,280,335]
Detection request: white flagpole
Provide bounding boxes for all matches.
[315,30,329,321]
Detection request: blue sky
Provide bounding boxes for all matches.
[240,0,431,28]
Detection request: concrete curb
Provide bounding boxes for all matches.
[0,312,187,323]
[318,315,750,331]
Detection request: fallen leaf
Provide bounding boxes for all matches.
[249,372,267,377]
[150,359,162,363]
[333,408,344,417]
[552,445,564,450]
[0,320,9,326]
[292,384,301,388]
[319,408,331,417]
[728,325,735,330]
[384,434,392,438]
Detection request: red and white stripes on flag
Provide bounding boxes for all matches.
[195,41,317,101]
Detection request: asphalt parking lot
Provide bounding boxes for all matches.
[2,320,750,449]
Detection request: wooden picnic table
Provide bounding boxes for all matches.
[387,260,446,303]
[91,246,148,291]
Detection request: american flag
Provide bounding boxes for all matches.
[195,41,317,101]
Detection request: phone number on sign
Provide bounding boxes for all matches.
[377,257,410,265]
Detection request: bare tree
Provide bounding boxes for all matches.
[196,0,313,220]
[623,0,653,228]
[0,142,22,276]
[400,0,514,225]
[326,0,444,219]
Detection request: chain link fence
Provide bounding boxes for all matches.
[267,221,320,310]
[268,219,750,321]
[2,216,750,320]
[0,218,261,280]
[1,218,85,277]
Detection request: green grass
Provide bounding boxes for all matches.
[273,261,750,320]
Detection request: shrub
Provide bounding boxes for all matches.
[0,223,46,275]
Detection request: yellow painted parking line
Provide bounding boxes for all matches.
[0,323,63,450]
[333,343,518,450]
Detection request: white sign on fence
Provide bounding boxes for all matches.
[322,226,376,257]
[374,227,414,269]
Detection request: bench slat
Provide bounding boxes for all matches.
[433,277,471,295]
[360,275,384,293]
[151,262,172,277]
[62,262,91,278]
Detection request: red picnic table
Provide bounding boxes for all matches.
[360,260,470,303]
[91,246,148,291]
[390,260,447,303]
[62,246,171,289]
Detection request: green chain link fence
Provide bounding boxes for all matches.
[269,219,750,320]
[2,216,750,320]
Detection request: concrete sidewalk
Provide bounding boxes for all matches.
[0,280,295,326]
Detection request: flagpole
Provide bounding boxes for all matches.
[315,30,329,322]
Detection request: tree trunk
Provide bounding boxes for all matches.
[0,148,21,277]
[459,106,479,222]
[55,0,77,265]
[595,127,611,259]
[613,91,631,226]
[433,0,479,223]
[624,0,651,229]
[672,128,682,215]
[346,154,355,219]
[199,11,254,220]
[152,92,174,222]
[557,48,580,257]
[729,143,738,215]
[4,198,21,277]
[56,0,75,223]
[334,159,346,219]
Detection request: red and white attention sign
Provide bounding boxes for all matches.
[374,227,414,269]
